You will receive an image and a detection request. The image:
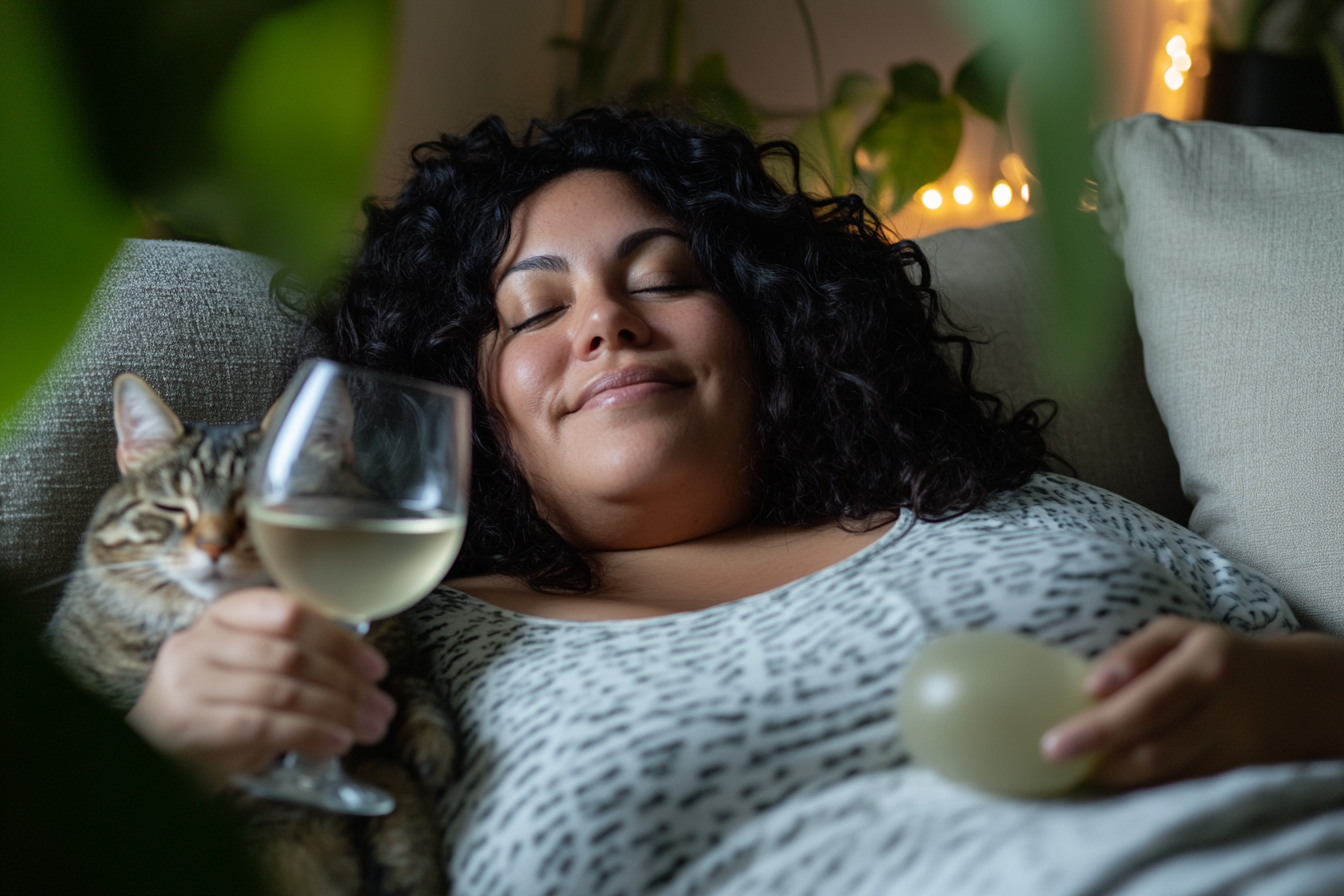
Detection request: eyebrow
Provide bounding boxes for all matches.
[496,227,686,288]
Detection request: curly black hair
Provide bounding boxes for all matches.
[311,106,1053,592]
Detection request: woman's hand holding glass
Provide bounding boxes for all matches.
[128,587,395,787]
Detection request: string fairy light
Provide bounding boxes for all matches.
[1146,0,1210,119]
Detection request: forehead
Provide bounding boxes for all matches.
[495,170,675,276]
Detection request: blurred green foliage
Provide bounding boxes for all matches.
[1,1,392,887]
[946,0,1129,387]
[0,1,128,423]
[1,576,269,894]
[1,0,390,423]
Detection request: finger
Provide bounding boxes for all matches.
[196,707,356,774]
[207,590,387,681]
[1043,627,1228,761]
[201,628,382,710]
[195,670,397,743]
[1088,719,1217,789]
[1085,615,1202,697]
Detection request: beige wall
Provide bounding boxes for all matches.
[373,0,563,197]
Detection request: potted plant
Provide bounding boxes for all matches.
[1203,0,1344,132]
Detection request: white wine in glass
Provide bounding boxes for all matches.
[234,359,470,815]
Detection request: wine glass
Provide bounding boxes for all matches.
[232,359,470,815]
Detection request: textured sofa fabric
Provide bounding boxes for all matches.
[1095,115,1344,636]
[0,239,309,615]
[0,226,1186,618]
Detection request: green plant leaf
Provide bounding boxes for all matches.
[686,52,760,133]
[887,62,943,110]
[43,0,305,198]
[946,0,1127,391]
[832,71,886,109]
[0,1,127,423]
[189,0,391,280]
[953,41,1017,123]
[857,96,962,211]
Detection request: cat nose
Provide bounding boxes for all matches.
[196,538,227,562]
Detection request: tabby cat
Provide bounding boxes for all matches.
[45,372,456,896]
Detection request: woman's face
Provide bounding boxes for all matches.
[482,169,758,550]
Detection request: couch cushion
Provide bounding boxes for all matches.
[920,220,1189,527]
[0,239,307,616]
[1094,115,1344,635]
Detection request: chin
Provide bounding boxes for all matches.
[175,570,272,602]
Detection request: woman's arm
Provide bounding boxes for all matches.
[1041,616,1344,788]
[127,588,397,787]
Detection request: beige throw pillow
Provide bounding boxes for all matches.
[1094,114,1344,635]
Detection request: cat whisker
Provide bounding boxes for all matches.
[24,572,80,593]
[24,561,164,593]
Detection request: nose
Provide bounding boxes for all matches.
[194,514,233,563]
[572,287,652,359]
[197,539,227,562]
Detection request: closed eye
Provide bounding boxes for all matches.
[632,283,697,295]
[152,502,185,514]
[509,306,566,334]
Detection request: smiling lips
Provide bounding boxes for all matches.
[574,365,688,412]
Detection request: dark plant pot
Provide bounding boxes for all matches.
[1203,49,1342,133]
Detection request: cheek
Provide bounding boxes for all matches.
[492,339,567,457]
[681,300,756,395]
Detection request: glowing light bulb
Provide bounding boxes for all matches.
[953,184,974,205]
[921,188,943,210]
[1166,35,1187,57]
[1164,67,1185,90]
[1172,52,1192,72]
[1020,183,1030,202]
[992,181,1012,208]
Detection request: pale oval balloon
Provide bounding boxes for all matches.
[900,631,1095,797]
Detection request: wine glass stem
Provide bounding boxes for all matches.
[278,751,344,785]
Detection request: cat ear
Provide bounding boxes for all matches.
[113,373,184,474]
[309,378,356,463]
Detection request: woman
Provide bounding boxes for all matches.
[129,109,1344,893]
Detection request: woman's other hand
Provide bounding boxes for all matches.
[1040,616,1344,789]
[127,587,396,787]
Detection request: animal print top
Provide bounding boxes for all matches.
[408,474,1296,896]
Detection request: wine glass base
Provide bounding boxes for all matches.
[232,754,395,816]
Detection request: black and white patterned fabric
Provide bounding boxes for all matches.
[410,474,1343,896]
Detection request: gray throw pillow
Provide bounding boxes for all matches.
[0,239,309,616]
[1094,114,1344,635]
